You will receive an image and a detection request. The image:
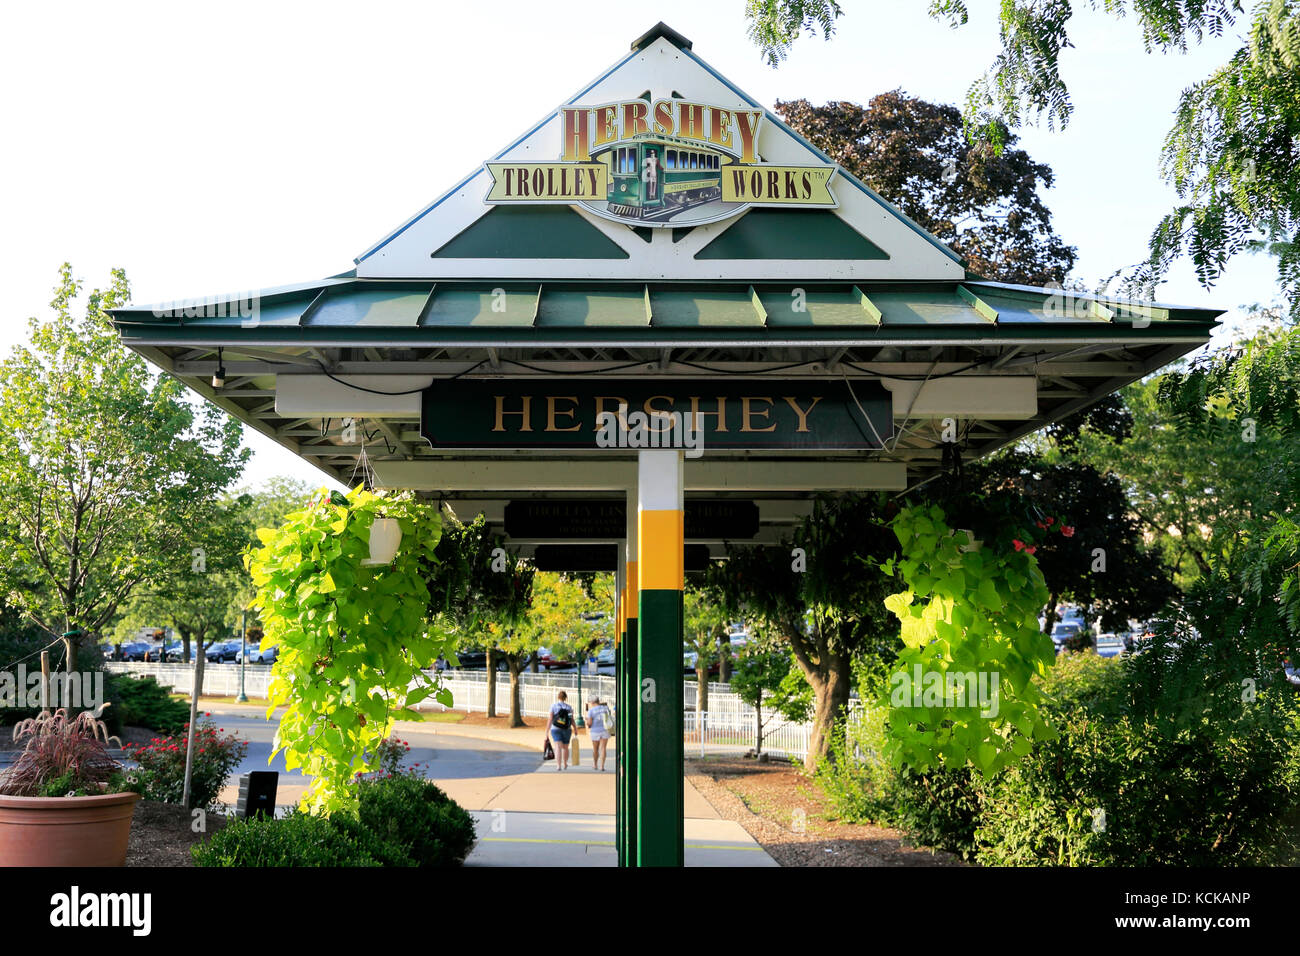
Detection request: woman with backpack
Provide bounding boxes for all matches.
[545,690,576,770]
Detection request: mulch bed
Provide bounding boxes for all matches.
[127,801,228,867]
[686,756,966,867]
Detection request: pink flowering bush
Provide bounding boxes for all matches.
[125,716,248,810]
[363,735,413,779]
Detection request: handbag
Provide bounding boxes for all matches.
[543,737,555,760]
[571,733,581,766]
[604,706,616,737]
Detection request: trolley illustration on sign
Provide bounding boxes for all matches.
[598,133,724,222]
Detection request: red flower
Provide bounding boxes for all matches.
[1012,539,1025,551]
[1025,545,1038,555]
[1045,516,1055,525]
[1061,526,1075,537]
[1035,521,1046,530]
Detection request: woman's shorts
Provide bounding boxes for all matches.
[589,731,610,741]
[550,727,572,745]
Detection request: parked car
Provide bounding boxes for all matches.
[452,648,488,668]
[1124,626,1153,654]
[206,640,239,663]
[120,641,151,662]
[1094,633,1126,658]
[236,643,277,665]
[538,648,574,670]
[1050,621,1086,653]
[682,648,720,676]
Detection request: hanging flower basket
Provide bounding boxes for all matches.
[363,517,403,565]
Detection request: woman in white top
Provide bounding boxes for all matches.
[586,696,612,771]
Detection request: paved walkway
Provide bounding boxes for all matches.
[206,703,777,867]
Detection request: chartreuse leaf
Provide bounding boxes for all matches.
[246,486,452,816]
[881,503,1055,779]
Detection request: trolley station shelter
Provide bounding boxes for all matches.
[110,24,1221,866]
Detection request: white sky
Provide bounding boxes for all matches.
[0,1,1282,491]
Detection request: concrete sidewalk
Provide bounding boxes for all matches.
[207,703,779,866]
[467,811,777,867]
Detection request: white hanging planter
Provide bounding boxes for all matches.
[362,517,402,566]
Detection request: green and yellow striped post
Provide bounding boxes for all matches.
[636,449,685,866]
[619,486,639,867]
[614,558,624,868]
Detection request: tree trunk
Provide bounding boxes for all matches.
[719,635,733,683]
[182,649,205,809]
[755,700,764,755]
[507,658,525,728]
[1041,593,1061,635]
[485,647,497,718]
[803,661,851,772]
[696,667,709,715]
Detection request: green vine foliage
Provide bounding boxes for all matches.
[248,486,455,816]
[879,504,1057,778]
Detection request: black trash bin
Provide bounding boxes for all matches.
[237,771,278,820]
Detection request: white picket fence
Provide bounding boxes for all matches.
[105,662,817,760]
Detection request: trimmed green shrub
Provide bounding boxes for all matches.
[192,772,477,867]
[817,700,980,859]
[816,708,893,825]
[192,812,384,867]
[345,772,476,866]
[975,651,1300,866]
[887,765,982,859]
[104,672,190,734]
[818,641,1300,865]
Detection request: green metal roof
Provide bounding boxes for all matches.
[110,277,1222,345]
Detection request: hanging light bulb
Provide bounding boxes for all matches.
[212,347,226,389]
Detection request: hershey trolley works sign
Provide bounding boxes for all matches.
[484,97,837,228]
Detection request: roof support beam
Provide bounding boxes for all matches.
[373,459,907,492]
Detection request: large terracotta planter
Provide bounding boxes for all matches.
[0,791,141,867]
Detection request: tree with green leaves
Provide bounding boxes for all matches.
[683,582,730,715]
[777,92,1077,284]
[710,493,902,769]
[0,265,248,653]
[1160,317,1300,635]
[425,515,533,720]
[747,0,1300,317]
[746,0,842,66]
[114,495,253,663]
[1059,372,1292,588]
[241,476,313,541]
[945,451,1178,638]
[511,572,612,724]
[729,635,812,756]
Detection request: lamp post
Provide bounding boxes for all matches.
[575,652,585,729]
[236,608,248,703]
